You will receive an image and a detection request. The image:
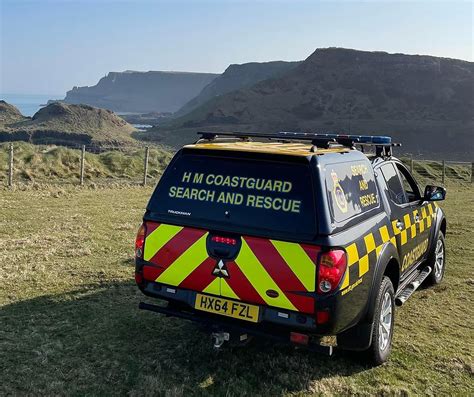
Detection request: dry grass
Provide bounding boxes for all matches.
[0,142,173,186]
[0,180,473,396]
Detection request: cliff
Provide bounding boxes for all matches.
[155,48,474,158]
[175,61,301,116]
[63,71,218,113]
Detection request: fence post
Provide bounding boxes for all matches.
[143,146,149,186]
[471,162,474,184]
[442,160,446,185]
[410,156,414,174]
[8,142,13,188]
[80,145,85,186]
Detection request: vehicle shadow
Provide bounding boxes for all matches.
[1,281,369,396]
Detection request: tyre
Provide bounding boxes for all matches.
[366,276,395,365]
[427,232,446,285]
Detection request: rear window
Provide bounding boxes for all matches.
[325,160,379,223]
[147,152,317,238]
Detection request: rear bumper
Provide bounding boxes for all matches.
[139,280,341,333]
[138,301,333,355]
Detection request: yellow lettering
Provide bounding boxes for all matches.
[193,173,203,184]
[182,172,192,183]
[282,181,292,193]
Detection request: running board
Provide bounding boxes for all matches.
[395,266,432,306]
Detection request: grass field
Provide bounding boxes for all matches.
[0,142,173,185]
[1,180,473,395]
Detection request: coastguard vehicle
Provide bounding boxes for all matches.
[134,132,447,364]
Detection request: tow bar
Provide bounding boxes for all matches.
[139,301,333,355]
[211,332,229,349]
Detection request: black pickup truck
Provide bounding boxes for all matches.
[135,132,447,365]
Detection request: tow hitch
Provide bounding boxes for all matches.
[211,332,229,349]
[139,301,332,355]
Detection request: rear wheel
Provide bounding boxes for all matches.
[427,232,446,285]
[366,276,395,365]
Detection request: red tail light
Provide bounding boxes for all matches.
[211,236,237,245]
[135,223,146,258]
[317,249,347,294]
[290,332,309,345]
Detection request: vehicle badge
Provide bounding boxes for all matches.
[331,170,348,213]
[212,259,229,278]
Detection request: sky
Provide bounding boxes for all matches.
[1,0,472,95]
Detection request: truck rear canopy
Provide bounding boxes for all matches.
[147,150,317,240]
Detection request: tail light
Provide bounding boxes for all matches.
[211,236,237,245]
[290,332,309,345]
[135,223,146,258]
[317,249,347,294]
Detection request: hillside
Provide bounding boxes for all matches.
[0,101,27,125]
[0,142,172,184]
[175,61,301,117]
[63,71,218,113]
[0,102,137,147]
[152,48,474,159]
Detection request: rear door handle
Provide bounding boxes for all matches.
[396,220,404,230]
[414,213,420,222]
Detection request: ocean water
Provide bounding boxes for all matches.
[0,93,62,117]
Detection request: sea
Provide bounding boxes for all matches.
[0,93,63,117]
[1,93,153,130]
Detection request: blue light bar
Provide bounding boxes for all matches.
[278,132,392,145]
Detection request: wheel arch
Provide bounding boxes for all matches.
[440,217,447,237]
[337,242,399,352]
[364,242,399,323]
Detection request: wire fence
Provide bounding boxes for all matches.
[1,142,473,188]
[0,142,173,188]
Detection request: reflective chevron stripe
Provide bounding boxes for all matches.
[143,224,183,261]
[142,221,318,313]
[155,233,209,286]
[270,240,316,291]
[234,239,297,311]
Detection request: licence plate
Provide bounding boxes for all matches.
[194,294,259,323]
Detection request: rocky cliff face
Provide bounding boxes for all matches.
[163,48,474,158]
[175,61,301,116]
[64,71,218,113]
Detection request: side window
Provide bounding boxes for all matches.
[379,163,406,205]
[395,163,421,202]
[325,160,379,223]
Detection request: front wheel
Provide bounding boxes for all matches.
[427,232,446,285]
[367,276,395,365]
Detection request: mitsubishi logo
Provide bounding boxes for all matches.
[212,259,229,278]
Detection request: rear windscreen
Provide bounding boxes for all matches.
[147,152,316,237]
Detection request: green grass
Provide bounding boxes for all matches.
[1,171,473,396]
[0,142,173,185]
[1,142,472,189]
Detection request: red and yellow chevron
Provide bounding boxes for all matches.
[142,222,319,314]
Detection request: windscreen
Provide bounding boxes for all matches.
[147,152,317,238]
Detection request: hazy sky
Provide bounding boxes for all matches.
[1,0,472,95]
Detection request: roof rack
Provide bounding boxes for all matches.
[196,131,401,157]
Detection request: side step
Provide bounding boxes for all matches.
[395,266,432,306]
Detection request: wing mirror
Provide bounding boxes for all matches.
[424,185,446,201]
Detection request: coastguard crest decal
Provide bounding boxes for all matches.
[331,170,348,213]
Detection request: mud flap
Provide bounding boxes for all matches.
[337,321,373,351]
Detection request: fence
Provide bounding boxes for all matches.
[1,142,173,187]
[1,142,473,188]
